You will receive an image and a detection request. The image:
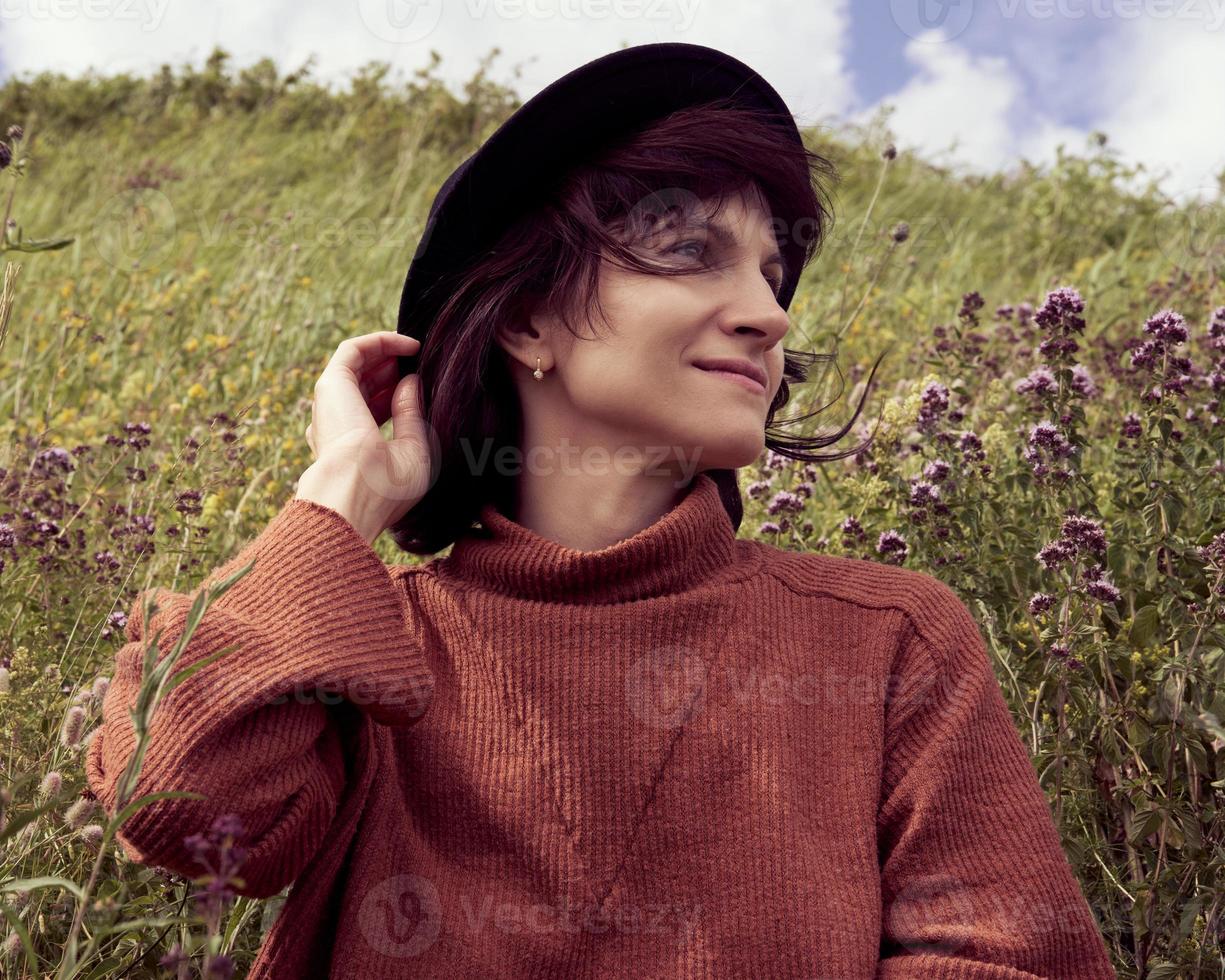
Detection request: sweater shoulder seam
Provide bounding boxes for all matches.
[754,547,963,665]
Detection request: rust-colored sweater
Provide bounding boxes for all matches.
[86,472,1117,979]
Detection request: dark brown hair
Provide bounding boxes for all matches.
[388,97,887,555]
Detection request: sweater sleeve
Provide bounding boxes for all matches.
[875,579,1116,980]
[84,497,435,900]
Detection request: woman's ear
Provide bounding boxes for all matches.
[494,296,543,372]
[494,292,549,373]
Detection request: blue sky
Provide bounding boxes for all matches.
[1,0,1222,201]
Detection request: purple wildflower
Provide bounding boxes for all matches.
[908,480,940,506]
[958,291,985,325]
[1060,514,1108,555]
[1015,367,1057,397]
[1143,308,1189,345]
[745,480,770,500]
[1084,576,1122,604]
[1034,286,1086,335]
[1207,306,1225,351]
[767,491,804,516]
[1069,365,1097,398]
[1029,592,1057,616]
[876,529,909,565]
[840,515,865,540]
[159,943,190,973]
[1037,539,1076,570]
[921,381,949,415]
[1197,532,1225,566]
[922,459,951,483]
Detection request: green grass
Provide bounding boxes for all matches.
[1,45,1223,978]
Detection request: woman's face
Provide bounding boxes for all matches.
[514,187,792,482]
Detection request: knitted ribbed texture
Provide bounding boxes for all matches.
[86,472,1117,979]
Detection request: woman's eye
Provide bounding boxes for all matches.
[668,240,783,296]
[668,239,705,258]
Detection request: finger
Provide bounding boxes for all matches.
[367,378,402,427]
[357,357,402,399]
[315,333,418,442]
[323,332,420,384]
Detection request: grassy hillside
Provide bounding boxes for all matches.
[0,46,1223,977]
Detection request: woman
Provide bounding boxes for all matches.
[86,43,1117,979]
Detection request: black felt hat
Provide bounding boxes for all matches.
[394,42,807,532]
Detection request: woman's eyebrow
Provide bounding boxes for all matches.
[701,220,784,267]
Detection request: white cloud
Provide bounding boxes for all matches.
[845,28,1095,180]
[0,0,853,125]
[12,0,1217,205]
[844,17,1224,204]
[1089,16,1225,203]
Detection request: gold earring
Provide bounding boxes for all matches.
[533,356,544,381]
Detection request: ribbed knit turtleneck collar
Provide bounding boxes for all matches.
[441,472,750,604]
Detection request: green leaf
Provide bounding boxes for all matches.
[1129,604,1159,647]
[1129,806,1163,843]
[1158,495,1184,534]
[165,640,241,692]
[1144,550,1159,590]
[3,235,75,253]
[1186,735,1211,778]
[78,956,126,980]
[1128,716,1151,749]
[0,796,62,846]
[0,902,40,974]
[1100,726,1124,765]
[1,875,87,901]
[1176,898,1203,942]
[88,917,189,936]
[1182,813,1204,854]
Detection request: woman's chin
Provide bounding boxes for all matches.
[688,433,767,471]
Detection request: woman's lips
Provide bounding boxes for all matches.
[696,366,767,395]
